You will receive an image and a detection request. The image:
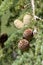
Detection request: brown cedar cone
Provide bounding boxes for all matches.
[23,29,33,41]
[18,39,29,51]
[0,33,8,48]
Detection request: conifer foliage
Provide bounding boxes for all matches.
[0,0,43,65]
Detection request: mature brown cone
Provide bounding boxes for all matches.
[18,39,29,51]
[23,29,33,41]
[0,33,8,48]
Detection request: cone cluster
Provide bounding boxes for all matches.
[18,29,33,51]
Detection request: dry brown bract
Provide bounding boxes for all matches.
[0,33,8,48]
[18,39,29,51]
[23,29,33,41]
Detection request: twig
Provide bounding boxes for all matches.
[31,0,35,17]
[24,3,30,8]
[31,0,43,21]
[34,15,43,21]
